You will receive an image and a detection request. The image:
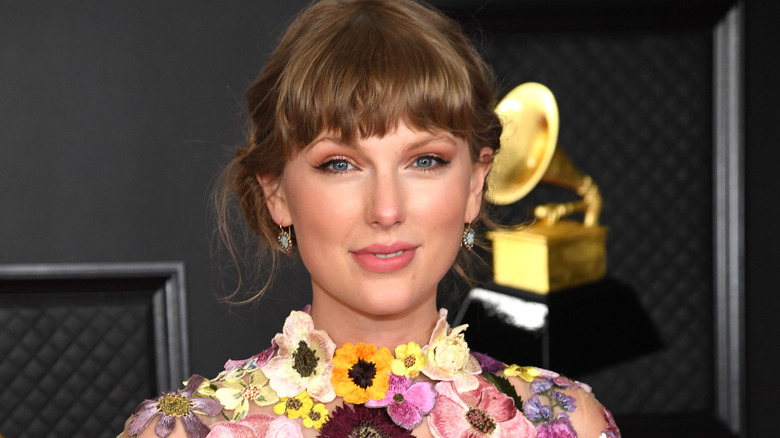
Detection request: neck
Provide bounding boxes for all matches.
[309,291,440,350]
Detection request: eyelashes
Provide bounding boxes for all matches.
[316,157,354,173]
[413,155,450,170]
[315,155,451,174]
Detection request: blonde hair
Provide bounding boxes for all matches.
[215,0,502,302]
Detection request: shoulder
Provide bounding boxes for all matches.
[491,364,621,438]
[119,374,225,438]
[120,349,281,438]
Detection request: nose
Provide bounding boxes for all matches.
[365,171,406,228]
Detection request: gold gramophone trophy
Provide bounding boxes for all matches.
[487,83,607,294]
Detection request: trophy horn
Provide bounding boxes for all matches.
[486,82,558,205]
[486,82,602,227]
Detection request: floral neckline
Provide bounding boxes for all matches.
[128,307,620,438]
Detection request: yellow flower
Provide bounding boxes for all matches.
[214,369,279,420]
[273,390,314,420]
[302,402,330,429]
[391,341,427,378]
[504,365,541,383]
[331,343,393,404]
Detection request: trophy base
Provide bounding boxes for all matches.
[488,220,607,293]
[453,277,663,377]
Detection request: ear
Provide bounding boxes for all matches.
[465,147,494,223]
[256,173,292,226]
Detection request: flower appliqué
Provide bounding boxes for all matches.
[422,309,481,392]
[472,351,507,374]
[207,413,303,438]
[219,342,277,381]
[318,404,414,438]
[128,374,222,438]
[274,390,314,420]
[522,373,599,437]
[331,342,393,404]
[504,365,541,383]
[261,310,336,402]
[214,369,279,421]
[429,376,536,438]
[391,341,427,378]
[303,402,330,430]
[365,373,437,430]
[601,405,622,438]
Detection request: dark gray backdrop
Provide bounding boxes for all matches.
[1,1,777,436]
[0,0,314,384]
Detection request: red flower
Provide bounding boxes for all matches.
[318,404,413,438]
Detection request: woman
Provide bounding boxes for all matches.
[124,0,620,437]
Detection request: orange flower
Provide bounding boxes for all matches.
[331,343,393,404]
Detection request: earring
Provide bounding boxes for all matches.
[462,222,475,250]
[278,225,293,254]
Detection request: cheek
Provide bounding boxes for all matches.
[286,184,359,253]
[415,182,470,238]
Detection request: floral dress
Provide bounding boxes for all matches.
[125,308,621,438]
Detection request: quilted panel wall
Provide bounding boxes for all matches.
[480,29,714,414]
[0,282,157,437]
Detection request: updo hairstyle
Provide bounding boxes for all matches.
[215,0,502,301]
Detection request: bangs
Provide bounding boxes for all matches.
[275,3,476,150]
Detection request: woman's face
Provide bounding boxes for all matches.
[261,122,492,318]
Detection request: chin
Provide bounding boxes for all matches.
[351,286,435,318]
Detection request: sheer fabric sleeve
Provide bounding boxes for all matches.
[502,366,621,438]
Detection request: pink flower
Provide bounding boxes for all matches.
[601,405,622,438]
[207,414,303,438]
[429,376,536,438]
[365,374,437,430]
[222,342,276,374]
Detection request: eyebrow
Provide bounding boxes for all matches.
[407,133,457,151]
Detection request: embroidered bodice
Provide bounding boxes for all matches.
[125,308,620,438]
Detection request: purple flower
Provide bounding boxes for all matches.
[552,391,576,412]
[128,375,223,438]
[536,417,577,438]
[530,377,553,394]
[365,374,437,430]
[472,351,507,374]
[523,395,552,422]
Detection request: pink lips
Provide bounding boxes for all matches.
[351,242,417,273]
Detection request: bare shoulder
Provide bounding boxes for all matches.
[497,365,621,438]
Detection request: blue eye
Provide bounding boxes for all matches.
[330,160,350,172]
[414,155,449,170]
[317,159,354,173]
[415,156,435,168]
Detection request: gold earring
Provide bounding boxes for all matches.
[278,225,293,253]
[462,222,475,250]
